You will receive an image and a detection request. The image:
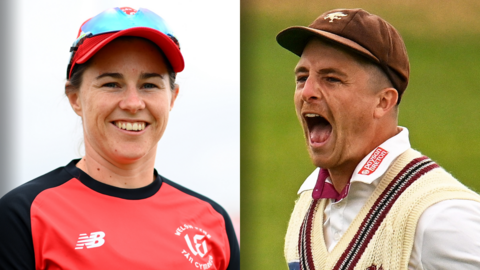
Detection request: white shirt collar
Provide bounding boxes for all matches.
[297,127,411,194]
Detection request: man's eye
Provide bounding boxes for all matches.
[103,82,119,88]
[296,76,307,83]
[325,76,341,83]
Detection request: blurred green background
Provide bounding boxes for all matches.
[240,0,480,269]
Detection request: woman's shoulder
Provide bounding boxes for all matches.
[159,175,229,217]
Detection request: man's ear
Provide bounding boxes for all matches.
[373,87,398,119]
[65,81,82,117]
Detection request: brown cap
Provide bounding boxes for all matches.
[276,8,409,103]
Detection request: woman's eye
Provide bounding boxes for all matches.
[143,83,158,89]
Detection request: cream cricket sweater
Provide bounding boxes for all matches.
[285,149,480,270]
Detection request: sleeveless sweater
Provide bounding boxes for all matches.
[285,149,480,270]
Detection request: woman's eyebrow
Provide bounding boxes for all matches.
[95,72,123,80]
[140,72,164,80]
[94,72,164,80]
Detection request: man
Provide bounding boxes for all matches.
[276,8,480,270]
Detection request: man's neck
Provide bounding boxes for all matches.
[327,126,402,193]
[328,163,357,193]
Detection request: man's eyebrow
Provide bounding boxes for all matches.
[95,73,123,80]
[294,66,347,77]
[140,73,164,80]
[294,66,308,75]
[317,68,347,77]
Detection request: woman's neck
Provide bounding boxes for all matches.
[76,147,157,189]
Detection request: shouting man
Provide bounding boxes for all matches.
[277,8,480,270]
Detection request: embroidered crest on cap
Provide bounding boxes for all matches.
[359,147,389,175]
[324,12,347,22]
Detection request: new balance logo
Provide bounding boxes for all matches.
[75,231,106,250]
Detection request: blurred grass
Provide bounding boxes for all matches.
[241,1,480,269]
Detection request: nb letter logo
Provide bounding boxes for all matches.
[75,231,106,250]
[185,234,208,257]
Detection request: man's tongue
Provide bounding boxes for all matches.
[310,123,332,144]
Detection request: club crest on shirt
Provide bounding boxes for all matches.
[359,147,389,175]
[175,223,214,269]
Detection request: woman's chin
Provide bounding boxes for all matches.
[107,148,151,165]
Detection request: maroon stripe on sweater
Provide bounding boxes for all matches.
[334,156,438,270]
[299,199,319,270]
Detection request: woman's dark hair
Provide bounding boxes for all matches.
[65,37,177,94]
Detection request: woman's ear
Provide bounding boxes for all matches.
[170,84,180,110]
[65,81,83,117]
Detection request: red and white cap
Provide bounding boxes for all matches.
[67,7,184,79]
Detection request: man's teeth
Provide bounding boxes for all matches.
[115,122,146,131]
[305,113,320,117]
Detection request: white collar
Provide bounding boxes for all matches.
[297,127,411,194]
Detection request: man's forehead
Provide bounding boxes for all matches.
[295,38,375,72]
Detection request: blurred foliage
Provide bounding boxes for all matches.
[241,1,480,269]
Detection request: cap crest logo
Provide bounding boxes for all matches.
[120,7,137,15]
[324,12,347,22]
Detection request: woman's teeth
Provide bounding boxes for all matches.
[115,122,146,131]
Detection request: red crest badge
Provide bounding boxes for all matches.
[120,7,137,15]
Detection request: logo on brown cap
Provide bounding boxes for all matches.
[324,12,347,22]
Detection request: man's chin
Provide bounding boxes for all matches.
[308,152,332,169]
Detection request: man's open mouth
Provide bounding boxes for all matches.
[304,113,332,144]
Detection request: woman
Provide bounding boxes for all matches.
[0,7,239,270]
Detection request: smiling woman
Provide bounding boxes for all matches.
[67,38,178,187]
[0,7,239,270]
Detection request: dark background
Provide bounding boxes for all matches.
[241,0,480,269]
